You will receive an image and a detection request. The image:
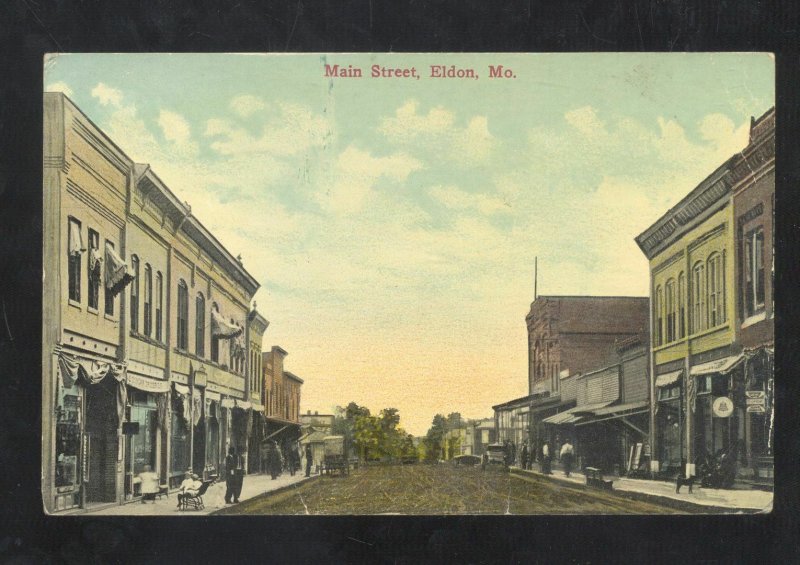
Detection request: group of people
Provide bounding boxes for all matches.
[498,438,576,477]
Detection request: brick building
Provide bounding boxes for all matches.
[44,93,267,512]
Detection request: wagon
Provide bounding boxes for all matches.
[323,435,349,476]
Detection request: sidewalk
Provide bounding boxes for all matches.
[511,465,773,513]
[81,472,316,516]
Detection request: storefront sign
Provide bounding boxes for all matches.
[747,404,766,413]
[745,391,765,399]
[746,397,766,406]
[192,368,207,388]
[712,396,734,418]
[127,372,170,393]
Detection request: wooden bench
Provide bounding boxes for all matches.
[585,467,614,490]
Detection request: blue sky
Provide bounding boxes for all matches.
[45,53,774,435]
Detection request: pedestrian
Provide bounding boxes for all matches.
[224,446,237,504]
[481,452,488,471]
[511,441,517,466]
[520,442,529,470]
[138,464,159,503]
[560,439,575,477]
[541,441,552,474]
[305,443,313,477]
[268,440,283,480]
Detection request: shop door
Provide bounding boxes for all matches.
[84,378,118,503]
[193,420,206,477]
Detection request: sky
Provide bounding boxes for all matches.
[45,53,774,435]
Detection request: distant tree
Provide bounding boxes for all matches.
[422,414,448,462]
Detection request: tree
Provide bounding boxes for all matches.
[422,414,448,462]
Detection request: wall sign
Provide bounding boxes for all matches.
[712,396,734,418]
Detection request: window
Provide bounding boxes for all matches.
[658,384,681,401]
[655,286,663,346]
[743,227,765,318]
[67,218,82,302]
[665,279,676,343]
[677,272,686,339]
[210,303,219,362]
[177,280,188,350]
[105,241,115,316]
[195,293,205,357]
[143,265,152,336]
[130,255,139,332]
[155,272,163,341]
[86,229,100,309]
[707,253,725,327]
[691,262,704,334]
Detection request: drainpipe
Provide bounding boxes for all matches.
[648,268,658,477]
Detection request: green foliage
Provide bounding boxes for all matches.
[333,403,416,463]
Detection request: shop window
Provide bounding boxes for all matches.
[677,272,686,338]
[87,229,100,310]
[55,382,81,488]
[143,265,152,337]
[104,241,115,316]
[743,227,765,318]
[707,253,725,327]
[130,255,139,332]
[195,293,205,357]
[691,262,705,334]
[695,375,713,394]
[155,272,163,341]
[177,280,188,350]
[68,217,83,302]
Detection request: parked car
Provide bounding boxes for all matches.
[485,444,507,466]
[453,454,481,466]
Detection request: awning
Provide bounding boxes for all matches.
[205,390,221,402]
[589,401,649,418]
[173,383,190,396]
[220,398,235,408]
[691,354,745,376]
[655,370,682,388]
[235,400,251,410]
[541,401,615,425]
[211,309,243,339]
[250,403,265,411]
[127,372,170,393]
[105,245,135,296]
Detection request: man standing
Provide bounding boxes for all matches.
[520,442,529,470]
[224,446,237,504]
[305,443,313,477]
[541,441,552,474]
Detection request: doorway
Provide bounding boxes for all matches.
[84,376,119,504]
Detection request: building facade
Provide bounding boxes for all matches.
[636,108,774,483]
[262,346,304,464]
[44,93,266,513]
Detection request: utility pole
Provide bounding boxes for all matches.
[534,256,538,300]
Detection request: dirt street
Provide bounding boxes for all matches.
[214,463,684,515]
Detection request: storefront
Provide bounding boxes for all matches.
[205,390,222,478]
[169,383,191,487]
[654,369,683,475]
[54,351,126,511]
[247,406,267,474]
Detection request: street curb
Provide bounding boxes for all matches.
[509,468,765,514]
[210,475,320,515]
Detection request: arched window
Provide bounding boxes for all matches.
[195,293,205,357]
[692,262,705,334]
[665,279,676,343]
[143,265,152,336]
[210,303,219,362]
[130,255,140,332]
[655,285,663,346]
[177,280,188,350]
[677,272,686,338]
[707,253,725,327]
[155,272,163,341]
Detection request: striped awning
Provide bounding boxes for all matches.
[691,354,745,376]
[655,370,682,388]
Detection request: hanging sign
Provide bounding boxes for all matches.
[746,397,766,407]
[745,391,765,399]
[747,405,766,413]
[712,396,734,418]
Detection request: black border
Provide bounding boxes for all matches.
[2,1,799,562]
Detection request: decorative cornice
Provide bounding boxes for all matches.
[66,178,125,229]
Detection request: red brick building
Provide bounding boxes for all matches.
[526,296,649,395]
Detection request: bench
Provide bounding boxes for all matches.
[585,467,614,490]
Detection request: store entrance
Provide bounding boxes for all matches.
[84,377,119,504]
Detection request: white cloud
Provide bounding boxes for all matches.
[429,184,511,216]
[379,99,495,163]
[158,110,191,144]
[564,105,606,138]
[205,101,331,157]
[230,94,266,118]
[318,146,423,215]
[91,82,123,107]
[45,81,73,97]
